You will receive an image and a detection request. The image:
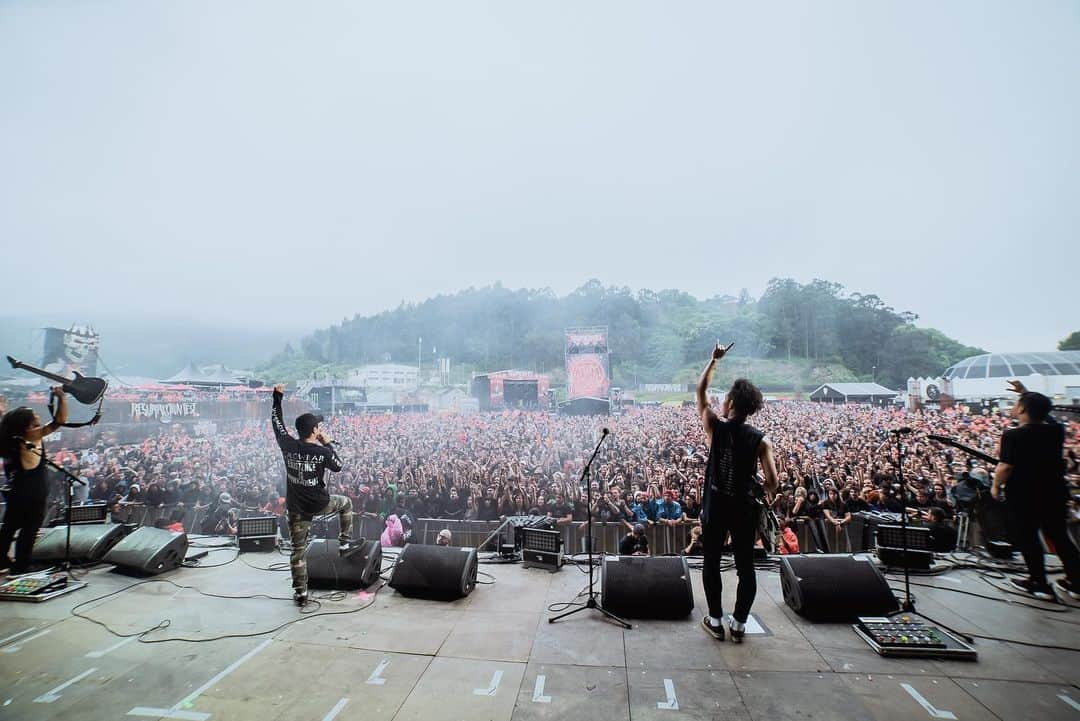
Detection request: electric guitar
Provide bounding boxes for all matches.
[6,356,108,405]
[926,434,1000,466]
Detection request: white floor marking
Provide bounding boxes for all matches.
[0,627,36,647]
[86,636,136,658]
[902,683,956,720]
[532,675,551,703]
[473,670,503,696]
[657,679,679,710]
[127,638,272,720]
[2,629,51,653]
[1059,693,1080,712]
[127,709,208,721]
[33,667,97,703]
[744,615,766,635]
[365,659,389,685]
[321,697,348,721]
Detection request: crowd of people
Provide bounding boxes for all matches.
[20,399,1079,547]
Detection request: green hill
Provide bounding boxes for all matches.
[257,279,985,389]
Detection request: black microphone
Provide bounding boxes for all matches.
[889,427,915,435]
[601,428,610,436]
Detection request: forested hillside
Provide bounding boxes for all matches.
[258,279,984,389]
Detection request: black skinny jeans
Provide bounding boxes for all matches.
[1007,496,1080,587]
[0,494,47,573]
[701,500,759,623]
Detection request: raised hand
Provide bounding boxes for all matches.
[712,340,735,361]
[1005,379,1026,395]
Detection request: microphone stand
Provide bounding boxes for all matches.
[893,431,914,612]
[549,430,630,629]
[890,431,973,643]
[20,442,86,578]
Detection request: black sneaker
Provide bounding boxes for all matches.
[701,616,725,641]
[1054,579,1080,602]
[338,541,353,555]
[728,616,746,644]
[1009,577,1054,601]
[294,591,309,607]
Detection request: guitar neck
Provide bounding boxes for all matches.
[8,358,72,386]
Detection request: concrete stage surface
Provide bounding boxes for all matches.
[1,544,1078,721]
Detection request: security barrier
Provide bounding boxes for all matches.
[7,502,1078,558]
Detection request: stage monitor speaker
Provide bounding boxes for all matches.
[388,544,477,600]
[780,554,898,622]
[33,523,127,563]
[306,539,382,589]
[103,527,188,576]
[601,555,694,619]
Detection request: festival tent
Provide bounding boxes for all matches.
[163,362,206,384]
[809,382,897,404]
[162,363,244,386]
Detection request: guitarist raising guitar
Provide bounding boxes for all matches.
[0,386,68,575]
[0,355,106,575]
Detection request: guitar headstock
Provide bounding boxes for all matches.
[6,356,20,370]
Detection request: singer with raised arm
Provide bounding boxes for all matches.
[696,342,779,643]
[0,386,68,575]
[271,384,352,607]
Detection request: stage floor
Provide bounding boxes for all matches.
[1,544,1078,721]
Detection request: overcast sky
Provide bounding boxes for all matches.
[1,1,1076,353]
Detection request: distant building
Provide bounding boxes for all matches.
[347,364,420,389]
[938,351,1080,404]
[809,382,897,405]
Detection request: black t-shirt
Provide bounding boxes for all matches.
[929,522,958,552]
[551,502,572,520]
[478,497,500,521]
[362,495,380,515]
[845,498,869,515]
[929,497,954,519]
[1000,420,1066,503]
[619,533,649,555]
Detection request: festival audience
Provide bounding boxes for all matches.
[16,401,1077,555]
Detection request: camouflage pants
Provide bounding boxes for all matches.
[288,494,353,593]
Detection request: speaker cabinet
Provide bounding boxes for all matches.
[601,555,694,619]
[33,523,127,563]
[780,555,898,622]
[103,527,188,576]
[388,544,478,600]
[306,539,382,589]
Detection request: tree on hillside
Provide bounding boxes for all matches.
[1059,332,1080,351]
[257,278,983,388]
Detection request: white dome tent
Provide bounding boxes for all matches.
[940,351,1080,403]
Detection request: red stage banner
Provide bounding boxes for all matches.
[565,327,610,400]
[567,353,609,399]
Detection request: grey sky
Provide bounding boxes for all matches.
[2,1,1077,353]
